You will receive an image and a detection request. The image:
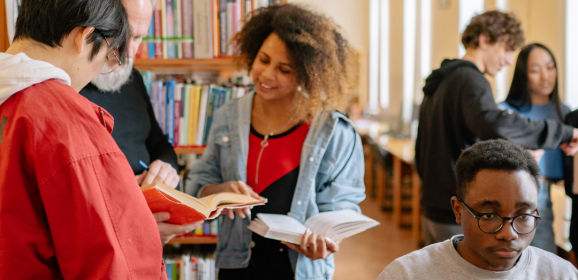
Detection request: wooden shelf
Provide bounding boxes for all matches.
[174,146,206,155]
[167,236,218,245]
[134,58,237,71]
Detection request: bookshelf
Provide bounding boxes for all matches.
[134,58,237,71]
[167,236,218,245]
[174,146,206,155]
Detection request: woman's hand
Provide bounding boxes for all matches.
[282,229,340,261]
[202,181,262,219]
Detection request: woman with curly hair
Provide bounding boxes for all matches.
[187,4,365,280]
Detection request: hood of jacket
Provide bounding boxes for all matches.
[422,59,480,96]
[0,52,71,106]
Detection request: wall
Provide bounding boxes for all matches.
[288,0,370,110]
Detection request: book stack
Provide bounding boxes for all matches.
[137,0,284,59]
[141,71,253,147]
[164,249,216,280]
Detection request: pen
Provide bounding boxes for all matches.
[138,160,149,170]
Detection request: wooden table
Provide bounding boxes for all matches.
[379,137,421,246]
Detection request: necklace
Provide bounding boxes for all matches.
[255,97,302,185]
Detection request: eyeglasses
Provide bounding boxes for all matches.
[101,38,122,75]
[458,198,541,235]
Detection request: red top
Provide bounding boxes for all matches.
[0,80,166,279]
[247,122,309,194]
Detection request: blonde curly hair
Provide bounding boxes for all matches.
[233,4,358,121]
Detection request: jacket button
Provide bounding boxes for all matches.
[280,248,284,252]
[222,136,229,143]
[297,201,302,205]
[309,157,314,162]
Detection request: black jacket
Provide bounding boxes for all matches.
[416,59,574,224]
[564,110,578,250]
[79,68,178,175]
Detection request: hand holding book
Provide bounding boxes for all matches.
[199,180,262,219]
[282,229,340,261]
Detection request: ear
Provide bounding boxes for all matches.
[73,27,96,55]
[478,33,491,49]
[450,196,462,225]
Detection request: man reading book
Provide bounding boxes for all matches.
[377,139,578,279]
[0,0,167,278]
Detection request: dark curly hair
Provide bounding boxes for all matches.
[233,4,358,120]
[462,10,525,51]
[455,139,540,199]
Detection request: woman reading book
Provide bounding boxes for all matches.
[187,4,365,280]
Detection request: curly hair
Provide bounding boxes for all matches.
[462,10,525,51]
[233,4,358,120]
[455,139,540,199]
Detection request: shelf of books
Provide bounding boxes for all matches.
[174,146,206,155]
[134,58,236,71]
[168,236,218,245]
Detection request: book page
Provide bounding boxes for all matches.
[304,209,377,238]
[256,214,307,235]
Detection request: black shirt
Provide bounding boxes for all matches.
[79,68,178,175]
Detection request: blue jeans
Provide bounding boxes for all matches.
[531,181,556,253]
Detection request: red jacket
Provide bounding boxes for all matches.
[0,79,167,279]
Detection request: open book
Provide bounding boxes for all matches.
[247,209,379,245]
[141,182,267,225]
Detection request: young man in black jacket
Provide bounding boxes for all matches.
[416,10,578,245]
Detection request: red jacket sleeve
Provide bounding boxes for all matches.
[39,151,168,280]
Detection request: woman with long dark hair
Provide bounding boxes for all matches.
[499,43,569,253]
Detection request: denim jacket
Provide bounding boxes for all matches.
[186,92,365,280]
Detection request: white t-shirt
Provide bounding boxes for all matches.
[377,235,578,280]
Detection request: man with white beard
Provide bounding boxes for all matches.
[79,0,201,244]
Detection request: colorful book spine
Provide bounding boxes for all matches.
[166,81,175,145]
[181,84,191,146]
[193,0,214,59]
[173,83,182,147]
[141,71,152,96]
[175,0,182,59]
[196,85,209,145]
[181,0,194,59]
[226,0,234,56]
[160,84,167,134]
[202,85,215,144]
[166,0,176,59]
[154,0,164,58]
[148,17,155,58]
[213,0,220,58]
[218,0,228,56]
[188,86,201,146]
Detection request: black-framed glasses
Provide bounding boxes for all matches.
[101,37,122,75]
[458,198,541,235]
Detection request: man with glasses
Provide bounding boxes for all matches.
[79,0,198,244]
[0,0,167,278]
[378,139,578,279]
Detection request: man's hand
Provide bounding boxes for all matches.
[137,160,180,188]
[283,229,340,260]
[153,212,203,244]
[201,181,262,220]
[526,149,544,163]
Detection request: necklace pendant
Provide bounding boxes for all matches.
[260,135,269,148]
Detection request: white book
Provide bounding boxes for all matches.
[193,0,214,59]
[248,209,380,245]
[226,1,234,55]
[195,85,209,145]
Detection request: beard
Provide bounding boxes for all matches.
[91,58,134,92]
